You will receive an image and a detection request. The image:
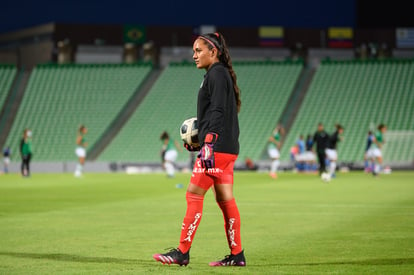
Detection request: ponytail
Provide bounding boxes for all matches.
[199,32,241,113]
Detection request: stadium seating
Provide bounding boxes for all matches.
[0,64,17,112]
[6,58,412,165]
[236,60,303,162]
[4,63,152,161]
[98,60,304,163]
[97,62,204,163]
[280,59,414,163]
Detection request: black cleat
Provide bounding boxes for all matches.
[209,250,246,266]
[153,248,189,266]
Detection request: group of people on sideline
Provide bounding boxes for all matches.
[268,122,387,179]
[268,122,345,179]
[1,122,387,179]
[1,125,88,178]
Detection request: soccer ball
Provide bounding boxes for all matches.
[180,117,199,148]
[321,172,331,182]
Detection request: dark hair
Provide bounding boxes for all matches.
[199,32,241,113]
[378,123,386,130]
[335,124,344,130]
[79,125,86,134]
[160,131,169,140]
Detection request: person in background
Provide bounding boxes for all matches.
[20,129,33,177]
[245,157,258,170]
[301,133,317,172]
[160,131,182,178]
[293,134,307,172]
[363,130,374,173]
[296,134,305,155]
[75,125,88,177]
[313,123,329,176]
[325,124,344,178]
[3,146,11,174]
[367,124,387,176]
[305,134,313,152]
[267,124,285,179]
[290,145,299,166]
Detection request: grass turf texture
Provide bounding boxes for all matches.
[0,171,413,274]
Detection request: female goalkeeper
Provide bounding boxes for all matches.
[153,32,245,267]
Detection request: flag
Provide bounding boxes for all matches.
[123,25,146,44]
[259,26,284,47]
[328,27,353,48]
[396,28,414,48]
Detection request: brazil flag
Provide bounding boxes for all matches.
[123,25,146,44]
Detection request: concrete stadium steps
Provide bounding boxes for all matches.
[0,64,17,114]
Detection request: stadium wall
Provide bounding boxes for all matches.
[0,23,404,69]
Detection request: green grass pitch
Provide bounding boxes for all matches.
[0,171,413,274]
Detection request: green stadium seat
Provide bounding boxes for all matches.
[280,59,414,163]
[98,60,303,163]
[0,64,17,113]
[4,63,152,162]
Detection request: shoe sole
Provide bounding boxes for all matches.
[209,261,246,267]
[153,254,189,266]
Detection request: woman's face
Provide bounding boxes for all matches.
[193,39,217,70]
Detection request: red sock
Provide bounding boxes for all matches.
[218,198,243,255]
[178,192,204,253]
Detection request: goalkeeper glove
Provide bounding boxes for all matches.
[183,142,200,152]
[199,132,218,169]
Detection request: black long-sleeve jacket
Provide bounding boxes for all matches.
[197,62,240,155]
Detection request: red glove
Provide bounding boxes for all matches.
[199,133,218,169]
